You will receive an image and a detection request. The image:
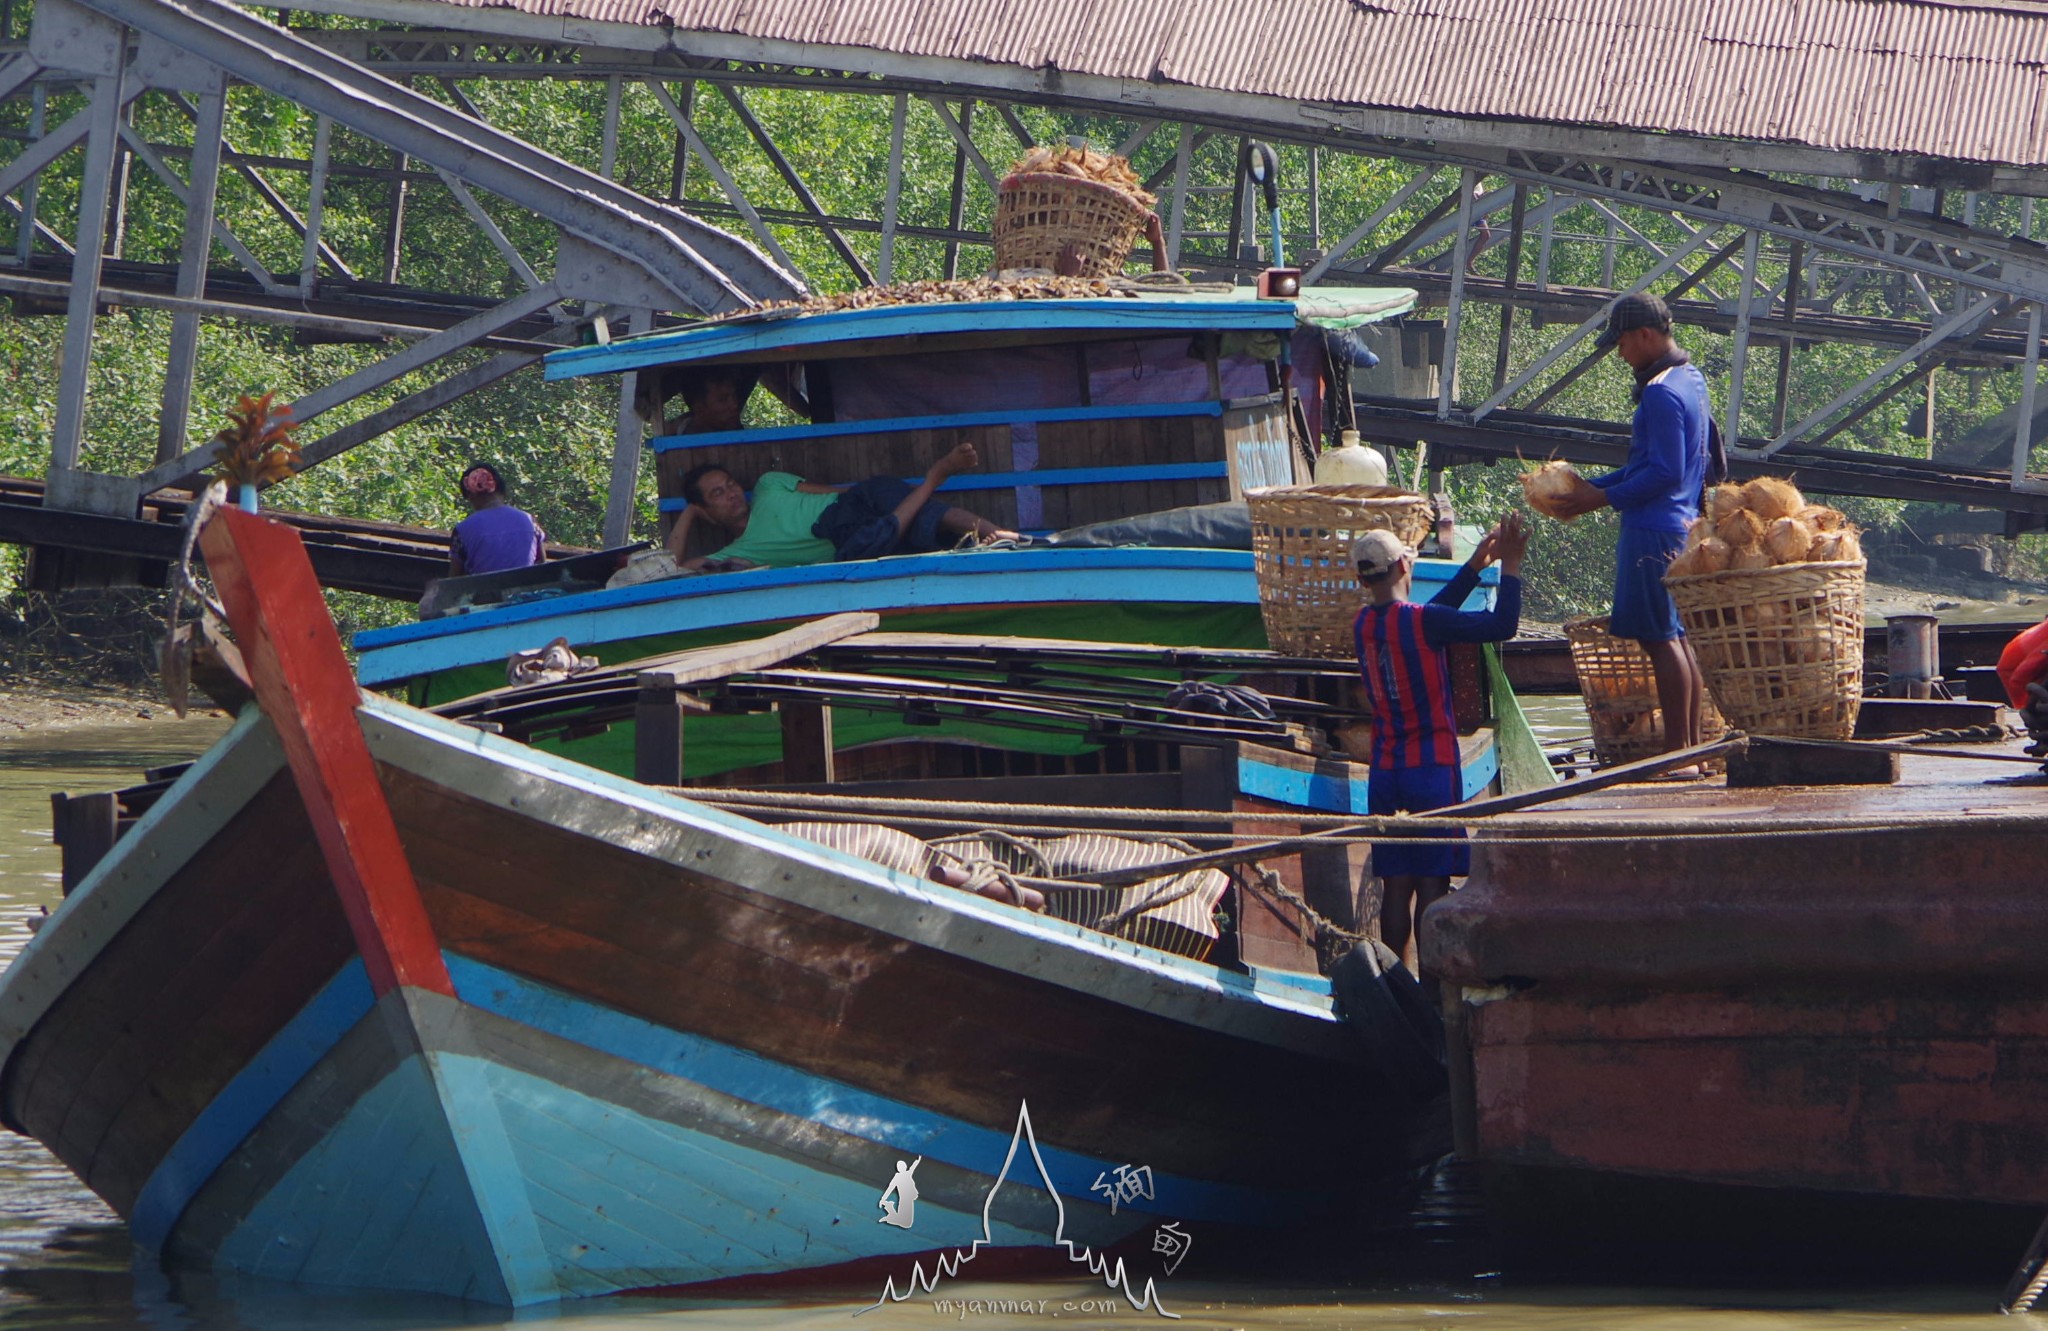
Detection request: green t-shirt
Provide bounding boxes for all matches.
[718,472,837,567]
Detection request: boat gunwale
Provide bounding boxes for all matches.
[542,294,1315,381]
[358,695,1361,1060]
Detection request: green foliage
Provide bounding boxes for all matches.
[0,71,2037,625]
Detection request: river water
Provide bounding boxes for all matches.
[0,712,2016,1329]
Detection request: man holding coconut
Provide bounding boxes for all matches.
[1540,292,1713,764]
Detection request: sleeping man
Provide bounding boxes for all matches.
[663,441,1019,571]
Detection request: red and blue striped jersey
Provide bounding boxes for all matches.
[1352,566,1525,771]
[1354,599,1460,769]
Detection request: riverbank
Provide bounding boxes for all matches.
[0,680,225,736]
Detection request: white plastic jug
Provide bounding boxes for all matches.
[1314,430,1389,487]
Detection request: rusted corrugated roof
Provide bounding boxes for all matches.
[404,0,2048,168]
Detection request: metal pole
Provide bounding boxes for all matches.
[1491,182,1527,394]
[299,115,332,297]
[1307,145,1321,253]
[879,93,906,284]
[1439,168,1478,420]
[604,306,655,547]
[381,150,409,285]
[2017,303,2041,486]
[105,100,133,260]
[600,74,622,179]
[159,82,229,465]
[51,67,128,477]
[1772,240,1804,435]
[667,80,692,201]
[16,82,44,264]
[1166,122,1194,269]
[1725,229,1760,449]
[1535,187,1557,293]
[943,100,973,279]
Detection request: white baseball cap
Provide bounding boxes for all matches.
[1352,529,1415,577]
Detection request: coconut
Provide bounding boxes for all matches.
[1521,460,1584,519]
[1706,484,1746,523]
[1685,515,1714,548]
[1764,517,1814,565]
[1715,508,1766,548]
[1665,545,1701,578]
[1740,476,1806,522]
[1797,504,1846,532]
[1807,529,1865,563]
[1691,536,1733,574]
[1730,545,1774,571]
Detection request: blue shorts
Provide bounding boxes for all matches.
[1368,763,1469,878]
[813,477,951,561]
[1610,525,1687,642]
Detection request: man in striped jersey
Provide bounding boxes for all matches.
[1352,514,1528,970]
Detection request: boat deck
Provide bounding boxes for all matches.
[1432,731,2048,990]
[1489,738,2045,828]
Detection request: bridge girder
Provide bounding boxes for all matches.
[2,0,2045,553]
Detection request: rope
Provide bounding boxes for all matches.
[929,828,1053,879]
[687,786,1421,828]
[1230,863,1373,972]
[685,790,2048,847]
[1753,734,2041,765]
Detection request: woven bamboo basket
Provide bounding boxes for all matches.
[1662,559,1867,739]
[992,172,1152,276]
[1246,485,1436,658]
[1565,614,1727,767]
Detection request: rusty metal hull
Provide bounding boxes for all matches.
[1422,750,2048,1263]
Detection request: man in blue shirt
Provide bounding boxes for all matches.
[1545,293,1710,762]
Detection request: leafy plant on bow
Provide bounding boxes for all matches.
[211,392,301,488]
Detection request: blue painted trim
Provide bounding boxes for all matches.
[545,298,1300,381]
[1460,742,1500,801]
[445,954,1316,1227]
[352,550,1487,687]
[649,400,1223,453]
[1234,735,1498,815]
[653,463,1227,511]
[1235,759,1362,814]
[129,959,374,1249]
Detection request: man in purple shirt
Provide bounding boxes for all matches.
[449,463,545,577]
[1545,293,1711,762]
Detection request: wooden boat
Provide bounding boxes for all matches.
[354,284,1421,714]
[1423,738,2048,1277]
[0,505,1519,1303]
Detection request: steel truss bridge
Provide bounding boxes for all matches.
[4,0,2048,593]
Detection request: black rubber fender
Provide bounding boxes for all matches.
[1329,941,1449,1104]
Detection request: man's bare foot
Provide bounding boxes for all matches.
[930,441,980,481]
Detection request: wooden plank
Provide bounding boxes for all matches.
[635,612,881,688]
[201,508,450,999]
[633,685,688,787]
[50,791,118,895]
[1727,739,1901,788]
[777,702,834,785]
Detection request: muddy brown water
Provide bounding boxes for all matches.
[0,713,2013,1328]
